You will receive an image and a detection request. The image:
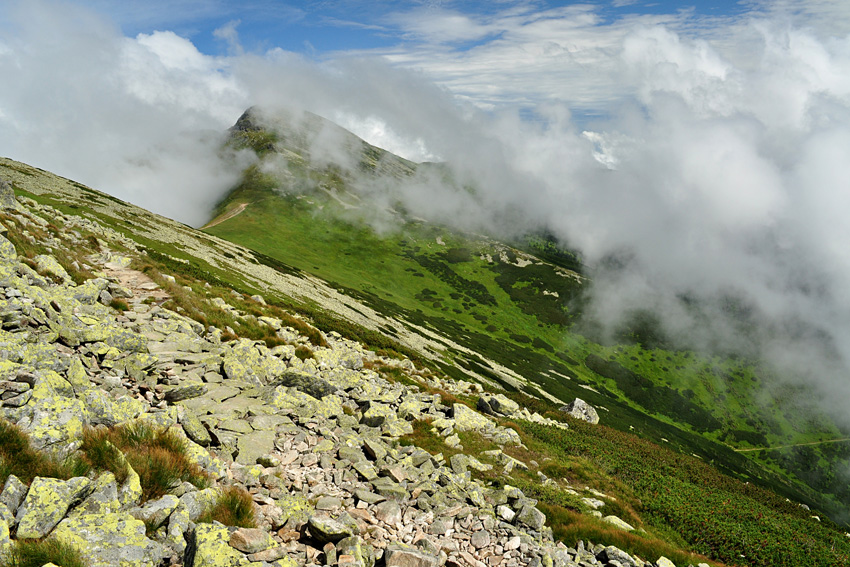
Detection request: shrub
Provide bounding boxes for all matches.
[0,539,87,567]
[198,485,256,528]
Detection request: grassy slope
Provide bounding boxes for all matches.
[3,155,850,565]
[204,120,850,521]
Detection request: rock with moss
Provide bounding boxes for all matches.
[51,511,166,567]
[336,536,375,567]
[188,522,249,567]
[308,511,360,543]
[0,475,27,521]
[15,476,92,539]
[268,370,336,400]
[72,472,120,516]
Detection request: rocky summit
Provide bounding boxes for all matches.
[0,186,705,567]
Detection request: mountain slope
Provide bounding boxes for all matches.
[202,109,850,521]
[2,155,850,565]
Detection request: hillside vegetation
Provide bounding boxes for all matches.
[1,136,849,566]
[204,109,850,522]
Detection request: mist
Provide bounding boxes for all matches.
[2,2,850,423]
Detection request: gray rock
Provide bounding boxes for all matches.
[337,535,376,567]
[308,512,360,543]
[0,475,27,520]
[559,398,599,425]
[0,179,20,210]
[384,543,439,567]
[229,526,276,553]
[130,494,180,531]
[164,382,208,402]
[515,505,546,531]
[268,370,336,399]
[375,500,402,526]
[597,546,638,567]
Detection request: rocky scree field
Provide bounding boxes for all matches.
[0,160,849,567]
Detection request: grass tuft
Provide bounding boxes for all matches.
[0,419,82,486]
[109,298,130,311]
[79,423,210,502]
[198,485,256,528]
[0,538,87,567]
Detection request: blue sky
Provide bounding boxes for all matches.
[92,1,750,56]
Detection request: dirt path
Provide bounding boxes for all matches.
[102,259,170,304]
[734,438,850,452]
[200,202,248,229]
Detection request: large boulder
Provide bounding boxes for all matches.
[559,398,599,425]
[51,512,167,567]
[15,476,92,539]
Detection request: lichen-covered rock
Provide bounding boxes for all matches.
[0,474,27,520]
[166,506,192,554]
[180,411,211,446]
[130,494,180,531]
[65,357,91,393]
[178,487,221,522]
[0,516,10,559]
[15,476,92,539]
[602,515,634,531]
[82,389,144,427]
[515,505,546,531]
[308,512,360,543]
[164,382,208,403]
[269,370,336,400]
[451,403,493,432]
[14,377,88,450]
[34,255,72,283]
[361,402,394,427]
[235,429,277,466]
[477,393,519,417]
[188,522,249,567]
[336,536,375,567]
[560,397,599,425]
[72,472,120,516]
[50,511,167,567]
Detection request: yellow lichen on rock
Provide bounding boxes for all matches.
[191,523,249,567]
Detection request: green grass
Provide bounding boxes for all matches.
[197,485,256,528]
[202,172,850,521]
[0,539,86,567]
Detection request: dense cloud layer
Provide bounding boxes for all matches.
[2,2,850,422]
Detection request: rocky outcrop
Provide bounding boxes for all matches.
[0,190,698,567]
